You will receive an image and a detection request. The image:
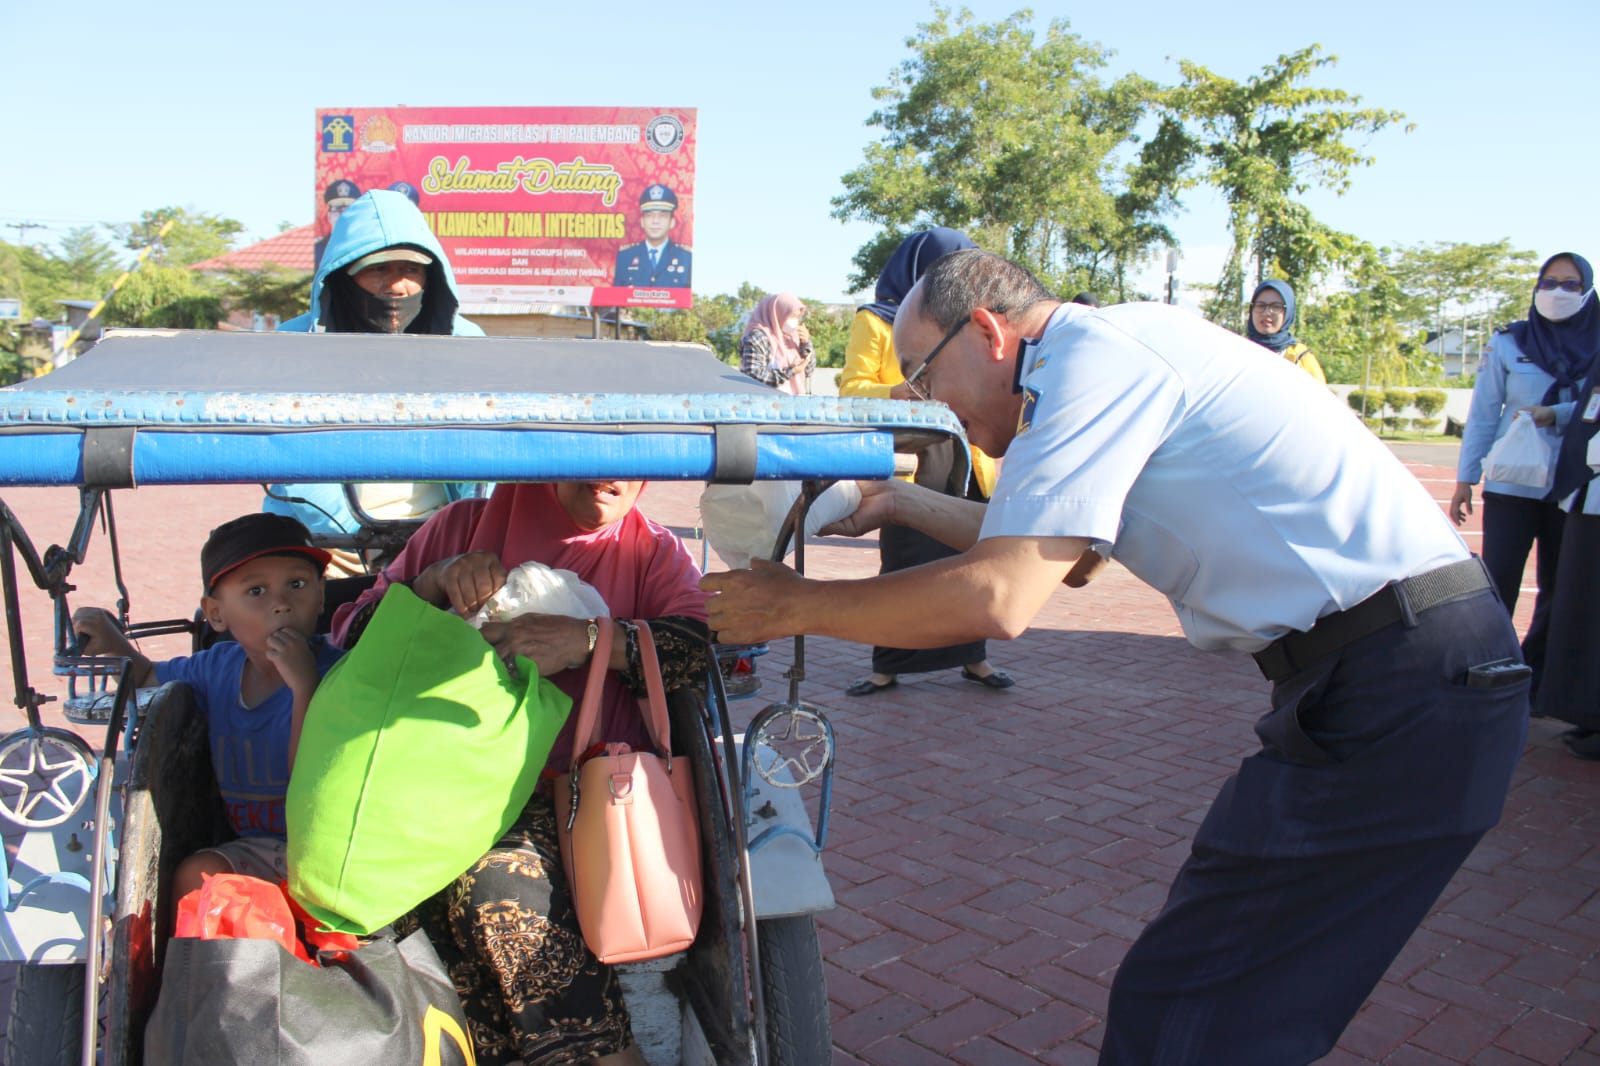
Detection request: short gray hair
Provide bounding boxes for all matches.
[918,249,1054,331]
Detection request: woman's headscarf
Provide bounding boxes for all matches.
[1505,252,1599,405]
[1527,253,1600,503]
[332,483,708,767]
[860,228,977,326]
[1245,279,1298,354]
[744,293,808,395]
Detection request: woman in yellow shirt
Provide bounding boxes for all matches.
[837,228,1013,694]
[1246,279,1326,384]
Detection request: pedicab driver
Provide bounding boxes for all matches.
[702,249,1529,1065]
[266,189,487,570]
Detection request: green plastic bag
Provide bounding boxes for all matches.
[287,583,572,934]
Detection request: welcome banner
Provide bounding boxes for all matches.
[316,106,697,309]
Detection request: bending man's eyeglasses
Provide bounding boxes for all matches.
[904,317,971,402]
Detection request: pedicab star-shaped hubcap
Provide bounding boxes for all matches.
[752,706,833,788]
[0,733,94,829]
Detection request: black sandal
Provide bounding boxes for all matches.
[961,667,1016,689]
[1564,730,1600,761]
[846,676,897,697]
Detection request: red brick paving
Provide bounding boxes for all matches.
[1,449,1596,1063]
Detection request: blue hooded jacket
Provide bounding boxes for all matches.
[279,190,484,336]
[268,190,484,535]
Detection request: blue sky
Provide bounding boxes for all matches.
[6,1,1594,306]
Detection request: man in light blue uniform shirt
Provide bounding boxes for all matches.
[703,250,1529,1065]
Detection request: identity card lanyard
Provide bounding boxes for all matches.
[1584,387,1600,423]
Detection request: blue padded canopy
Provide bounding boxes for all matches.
[0,329,968,489]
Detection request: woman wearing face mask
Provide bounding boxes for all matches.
[1452,253,1594,705]
[739,293,815,395]
[1246,278,1325,383]
[1523,256,1600,754]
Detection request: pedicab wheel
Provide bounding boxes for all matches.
[2,961,84,1066]
[757,915,831,1065]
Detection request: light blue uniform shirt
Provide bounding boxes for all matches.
[1456,329,1572,499]
[981,303,1468,653]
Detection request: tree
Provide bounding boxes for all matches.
[1,217,239,344]
[1297,243,1420,386]
[1145,45,1411,327]
[1380,388,1412,435]
[102,265,223,329]
[115,207,245,268]
[832,6,1172,299]
[1347,388,1383,427]
[633,285,854,373]
[1393,240,1538,369]
[1412,389,1447,432]
[803,303,852,369]
[223,266,312,324]
[632,290,748,362]
[0,323,28,383]
[0,238,105,321]
[52,227,122,291]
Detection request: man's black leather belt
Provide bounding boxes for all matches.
[1252,557,1492,682]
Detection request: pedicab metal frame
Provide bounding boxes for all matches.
[0,328,970,1066]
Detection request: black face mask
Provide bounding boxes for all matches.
[352,287,424,333]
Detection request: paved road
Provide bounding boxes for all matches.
[2,452,1595,1064]
[1389,439,1462,469]
[1388,441,1465,470]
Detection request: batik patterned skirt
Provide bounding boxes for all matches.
[401,793,633,1065]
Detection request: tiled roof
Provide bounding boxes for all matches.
[190,224,316,273]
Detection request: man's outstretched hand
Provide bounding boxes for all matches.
[818,479,895,538]
[701,559,806,645]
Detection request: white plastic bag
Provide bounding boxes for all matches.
[466,561,610,628]
[698,481,863,570]
[1482,411,1553,490]
[352,482,451,520]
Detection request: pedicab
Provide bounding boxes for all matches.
[0,328,970,1066]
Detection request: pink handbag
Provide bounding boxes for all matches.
[553,620,703,964]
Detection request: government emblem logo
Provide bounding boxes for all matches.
[645,115,685,155]
[361,115,399,153]
[321,114,356,153]
[1017,385,1041,435]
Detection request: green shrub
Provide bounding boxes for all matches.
[1381,388,1413,415]
[1379,389,1411,435]
[1413,389,1447,419]
[1346,389,1384,418]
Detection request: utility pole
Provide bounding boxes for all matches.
[6,221,44,246]
[6,221,45,320]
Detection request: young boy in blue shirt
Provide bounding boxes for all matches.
[73,513,344,897]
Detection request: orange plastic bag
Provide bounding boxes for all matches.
[173,873,358,965]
